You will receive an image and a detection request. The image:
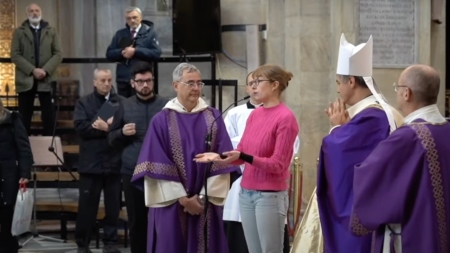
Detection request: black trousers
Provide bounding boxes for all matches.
[116,82,135,98]
[224,221,291,253]
[17,83,54,136]
[75,173,121,248]
[0,205,19,253]
[122,174,148,253]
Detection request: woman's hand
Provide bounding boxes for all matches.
[220,150,241,164]
[19,178,29,184]
[193,153,220,163]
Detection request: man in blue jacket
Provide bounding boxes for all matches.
[106,7,162,98]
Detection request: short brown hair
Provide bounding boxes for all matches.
[252,64,293,92]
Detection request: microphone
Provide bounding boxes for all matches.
[48,83,77,181]
[205,95,250,151]
[202,95,250,253]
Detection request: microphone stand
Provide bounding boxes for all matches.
[48,84,77,181]
[202,95,250,253]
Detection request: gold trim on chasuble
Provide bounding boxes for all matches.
[411,124,448,253]
[133,162,178,177]
[168,110,189,191]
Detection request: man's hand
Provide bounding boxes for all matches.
[326,98,350,126]
[122,47,136,59]
[193,152,220,163]
[122,123,136,136]
[179,195,204,215]
[107,117,114,125]
[33,68,46,80]
[92,117,109,132]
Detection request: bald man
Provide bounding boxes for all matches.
[10,3,62,136]
[350,65,450,253]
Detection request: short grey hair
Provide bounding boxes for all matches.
[172,63,201,82]
[94,68,112,79]
[124,7,142,15]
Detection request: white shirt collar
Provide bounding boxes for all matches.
[131,24,142,34]
[105,93,110,100]
[30,22,40,29]
[404,104,446,124]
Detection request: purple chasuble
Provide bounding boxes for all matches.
[351,120,450,253]
[132,107,240,253]
[317,107,390,253]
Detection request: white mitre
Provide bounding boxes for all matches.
[336,33,373,77]
[335,33,401,133]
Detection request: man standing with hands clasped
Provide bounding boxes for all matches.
[106,7,162,98]
[314,34,403,253]
[108,62,168,253]
[73,68,125,253]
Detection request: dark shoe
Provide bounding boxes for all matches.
[103,244,121,253]
[77,247,93,253]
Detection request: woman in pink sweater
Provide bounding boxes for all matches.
[195,64,299,253]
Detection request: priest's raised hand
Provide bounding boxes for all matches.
[326,98,350,126]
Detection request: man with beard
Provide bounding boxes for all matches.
[10,3,62,135]
[106,6,162,98]
[74,68,124,253]
[108,62,168,253]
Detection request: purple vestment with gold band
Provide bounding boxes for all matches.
[132,107,240,253]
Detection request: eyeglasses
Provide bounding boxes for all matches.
[133,78,154,86]
[392,82,408,92]
[179,81,205,88]
[247,79,271,87]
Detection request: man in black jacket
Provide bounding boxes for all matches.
[73,68,125,253]
[108,62,168,253]
[106,6,162,98]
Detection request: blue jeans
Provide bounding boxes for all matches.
[239,188,289,253]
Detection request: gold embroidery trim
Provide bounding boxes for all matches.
[133,162,178,177]
[350,213,372,236]
[168,110,188,190]
[411,124,448,253]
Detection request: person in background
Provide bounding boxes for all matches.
[0,98,33,253]
[108,62,168,253]
[73,68,125,253]
[131,63,240,253]
[223,71,300,253]
[10,3,63,136]
[195,64,300,253]
[106,6,162,98]
[351,65,450,253]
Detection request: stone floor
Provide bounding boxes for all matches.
[18,236,130,253]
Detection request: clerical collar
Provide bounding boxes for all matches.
[404,104,446,124]
[347,95,378,118]
[246,101,262,109]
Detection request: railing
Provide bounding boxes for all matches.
[0,55,240,111]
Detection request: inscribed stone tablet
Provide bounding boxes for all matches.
[358,0,417,68]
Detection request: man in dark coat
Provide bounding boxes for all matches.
[106,6,162,98]
[108,62,168,253]
[10,3,63,136]
[0,99,33,253]
[73,69,125,253]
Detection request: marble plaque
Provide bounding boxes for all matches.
[358,0,418,68]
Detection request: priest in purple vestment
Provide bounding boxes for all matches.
[131,63,240,253]
[316,34,404,253]
[351,65,450,253]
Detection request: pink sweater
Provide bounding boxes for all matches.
[237,103,299,191]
